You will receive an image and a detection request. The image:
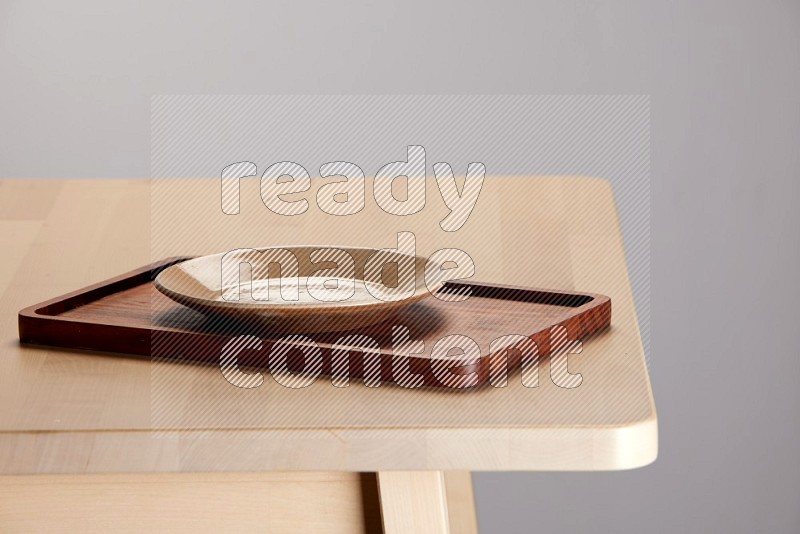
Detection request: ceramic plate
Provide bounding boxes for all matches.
[154,246,443,333]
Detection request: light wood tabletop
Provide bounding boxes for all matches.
[0,176,656,533]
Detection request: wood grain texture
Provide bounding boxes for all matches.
[378,471,450,534]
[0,177,657,473]
[0,472,382,533]
[19,258,610,388]
[443,471,479,534]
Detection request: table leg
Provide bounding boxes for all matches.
[443,471,479,534]
[0,471,477,533]
[376,471,478,534]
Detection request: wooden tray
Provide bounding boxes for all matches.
[19,258,611,388]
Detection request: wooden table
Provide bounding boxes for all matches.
[0,177,657,533]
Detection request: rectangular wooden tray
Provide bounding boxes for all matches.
[19,258,611,388]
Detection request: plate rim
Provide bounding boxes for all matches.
[153,244,445,314]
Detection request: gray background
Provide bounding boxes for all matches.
[1,1,798,532]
